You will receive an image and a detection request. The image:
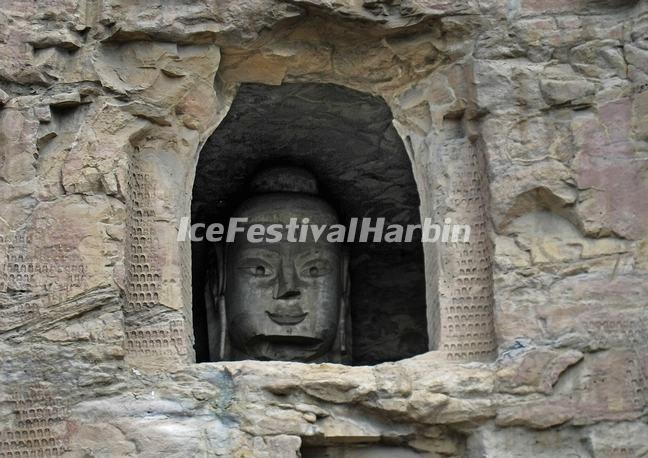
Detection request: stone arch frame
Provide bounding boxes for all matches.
[118,14,497,368]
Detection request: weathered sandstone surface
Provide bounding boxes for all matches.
[1,0,647,456]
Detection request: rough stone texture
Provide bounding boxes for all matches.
[0,0,647,457]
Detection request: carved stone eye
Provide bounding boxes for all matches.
[303,263,329,277]
[239,260,273,277]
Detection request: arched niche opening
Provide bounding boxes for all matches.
[191,82,430,365]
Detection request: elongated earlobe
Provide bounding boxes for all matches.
[204,275,220,360]
[339,250,351,357]
[205,244,228,361]
[340,295,348,355]
[218,295,227,359]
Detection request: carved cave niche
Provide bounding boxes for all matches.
[191,82,430,365]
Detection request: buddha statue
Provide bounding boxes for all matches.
[205,167,351,363]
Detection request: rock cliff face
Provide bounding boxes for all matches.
[1,0,647,456]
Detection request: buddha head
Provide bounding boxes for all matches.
[206,167,350,362]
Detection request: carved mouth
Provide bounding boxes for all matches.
[266,311,308,325]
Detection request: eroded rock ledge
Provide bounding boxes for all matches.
[1,0,647,456]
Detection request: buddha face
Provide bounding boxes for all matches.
[223,194,345,361]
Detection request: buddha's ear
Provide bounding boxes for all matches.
[340,248,350,296]
[205,243,228,360]
[217,243,226,296]
[205,243,225,303]
[205,244,225,298]
[339,249,352,358]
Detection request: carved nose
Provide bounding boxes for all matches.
[274,264,301,300]
[277,289,300,300]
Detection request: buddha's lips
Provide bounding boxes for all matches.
[266,311,308,325]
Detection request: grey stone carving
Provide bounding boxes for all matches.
[206,167,351,362]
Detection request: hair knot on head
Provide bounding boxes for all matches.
[250,166,319,195]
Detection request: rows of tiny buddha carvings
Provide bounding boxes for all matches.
[581,371,643,413]
[441,144,496,362]
[124,320,187,356]
[0,233,32,293]
[574,353,647,417]
[179,236,194,350]
[638,352,648,405]
[122,153,191,364]
[0,234,85,296]
[0,388,67,457]
[0,230,87,335]
[125,156,162,313]
[0,301,40,333]
[596,448,636,458]
[627,351,647,410]
[584,318,648,347]
[628,368,647,411]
